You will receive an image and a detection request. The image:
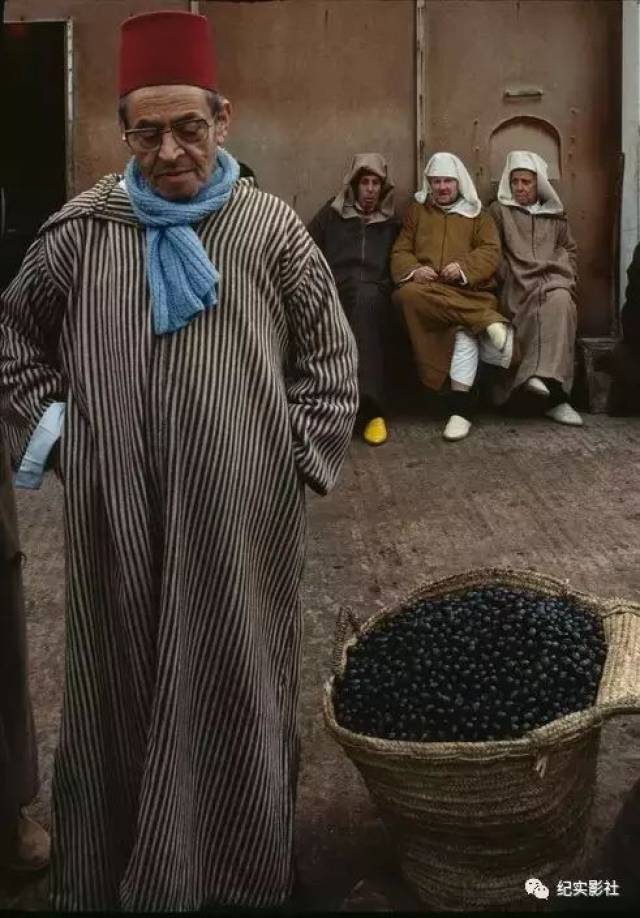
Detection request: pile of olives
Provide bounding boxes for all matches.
[334,586,607,742]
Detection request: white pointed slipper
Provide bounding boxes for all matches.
[525,376,551,397]
[443,414,472,441]
[545,402,583,426]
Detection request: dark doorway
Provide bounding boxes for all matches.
[1,18,67,289]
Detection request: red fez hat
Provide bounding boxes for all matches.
[119,11,217,97]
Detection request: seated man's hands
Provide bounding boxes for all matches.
[439,262,464,284]
[413,265,439,283]
[411,263,465,284]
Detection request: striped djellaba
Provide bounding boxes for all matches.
[0,176,358,911]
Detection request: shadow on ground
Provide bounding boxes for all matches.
[3,411,640,911]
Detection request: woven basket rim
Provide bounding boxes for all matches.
[355,566,631,635]
[325,566,640,759]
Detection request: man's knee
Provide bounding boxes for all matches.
[392,282,420,307]
[546,288,575,314]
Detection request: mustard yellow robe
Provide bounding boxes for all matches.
[390,201,503,390]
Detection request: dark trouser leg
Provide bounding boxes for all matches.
[341,290,387,419]
[0,792,19,860]
[544,379,568,408]
[448,389,476,421]
[0,470,38,846]
[0,552,37,862]
[359,395,382,421]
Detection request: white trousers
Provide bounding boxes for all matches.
[449,328,514,386]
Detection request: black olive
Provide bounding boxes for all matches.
[334,586,606,743]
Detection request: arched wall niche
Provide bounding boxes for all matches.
[488,117,562,193]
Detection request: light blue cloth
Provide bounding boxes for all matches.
[124,148,240,335]
[15,401,66,490]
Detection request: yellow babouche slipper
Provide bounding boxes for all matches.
[363,416,388,446]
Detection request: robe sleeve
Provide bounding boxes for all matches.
[282,233,358,496]
[390,203,422,284]
[488,201,504,235]
[456,210,501,287]
[0,229,69,470]
[556,218,578,285]
[487,201,508,287]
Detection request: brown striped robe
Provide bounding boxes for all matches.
[0,175,357,910]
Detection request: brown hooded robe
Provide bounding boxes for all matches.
[390,202,503,390]
[489,201,577,405]
[308,153,400,413]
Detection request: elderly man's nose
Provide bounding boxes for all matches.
[158,131,184,159]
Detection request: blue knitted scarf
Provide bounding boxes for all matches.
[125,149,240,335]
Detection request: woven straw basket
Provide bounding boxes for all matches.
[323,568,640,911]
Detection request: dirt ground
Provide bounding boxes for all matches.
[2,409,640,912]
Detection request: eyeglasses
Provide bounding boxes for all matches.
[123,117,213,153]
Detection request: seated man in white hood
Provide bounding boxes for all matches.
[391,152,515,442]
[489,151,582,426]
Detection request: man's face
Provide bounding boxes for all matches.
[121,85,231,201]
[356,172,383,214]
[429,176,459,206]
[510,169,538,206]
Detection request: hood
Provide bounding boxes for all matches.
[497,150,564,215]
[331,152,395,221]
[415,152,481,219]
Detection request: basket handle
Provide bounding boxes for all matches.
[593,597,640,718]
[600,596,640,616]
[332,605,362,678]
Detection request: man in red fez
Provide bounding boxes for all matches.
[0,10,357,911]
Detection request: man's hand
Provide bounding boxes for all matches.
[413,265,439,283]
[439,262,463,284]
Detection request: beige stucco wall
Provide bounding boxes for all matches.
[6,0,416,222]
[203,0,415,220]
